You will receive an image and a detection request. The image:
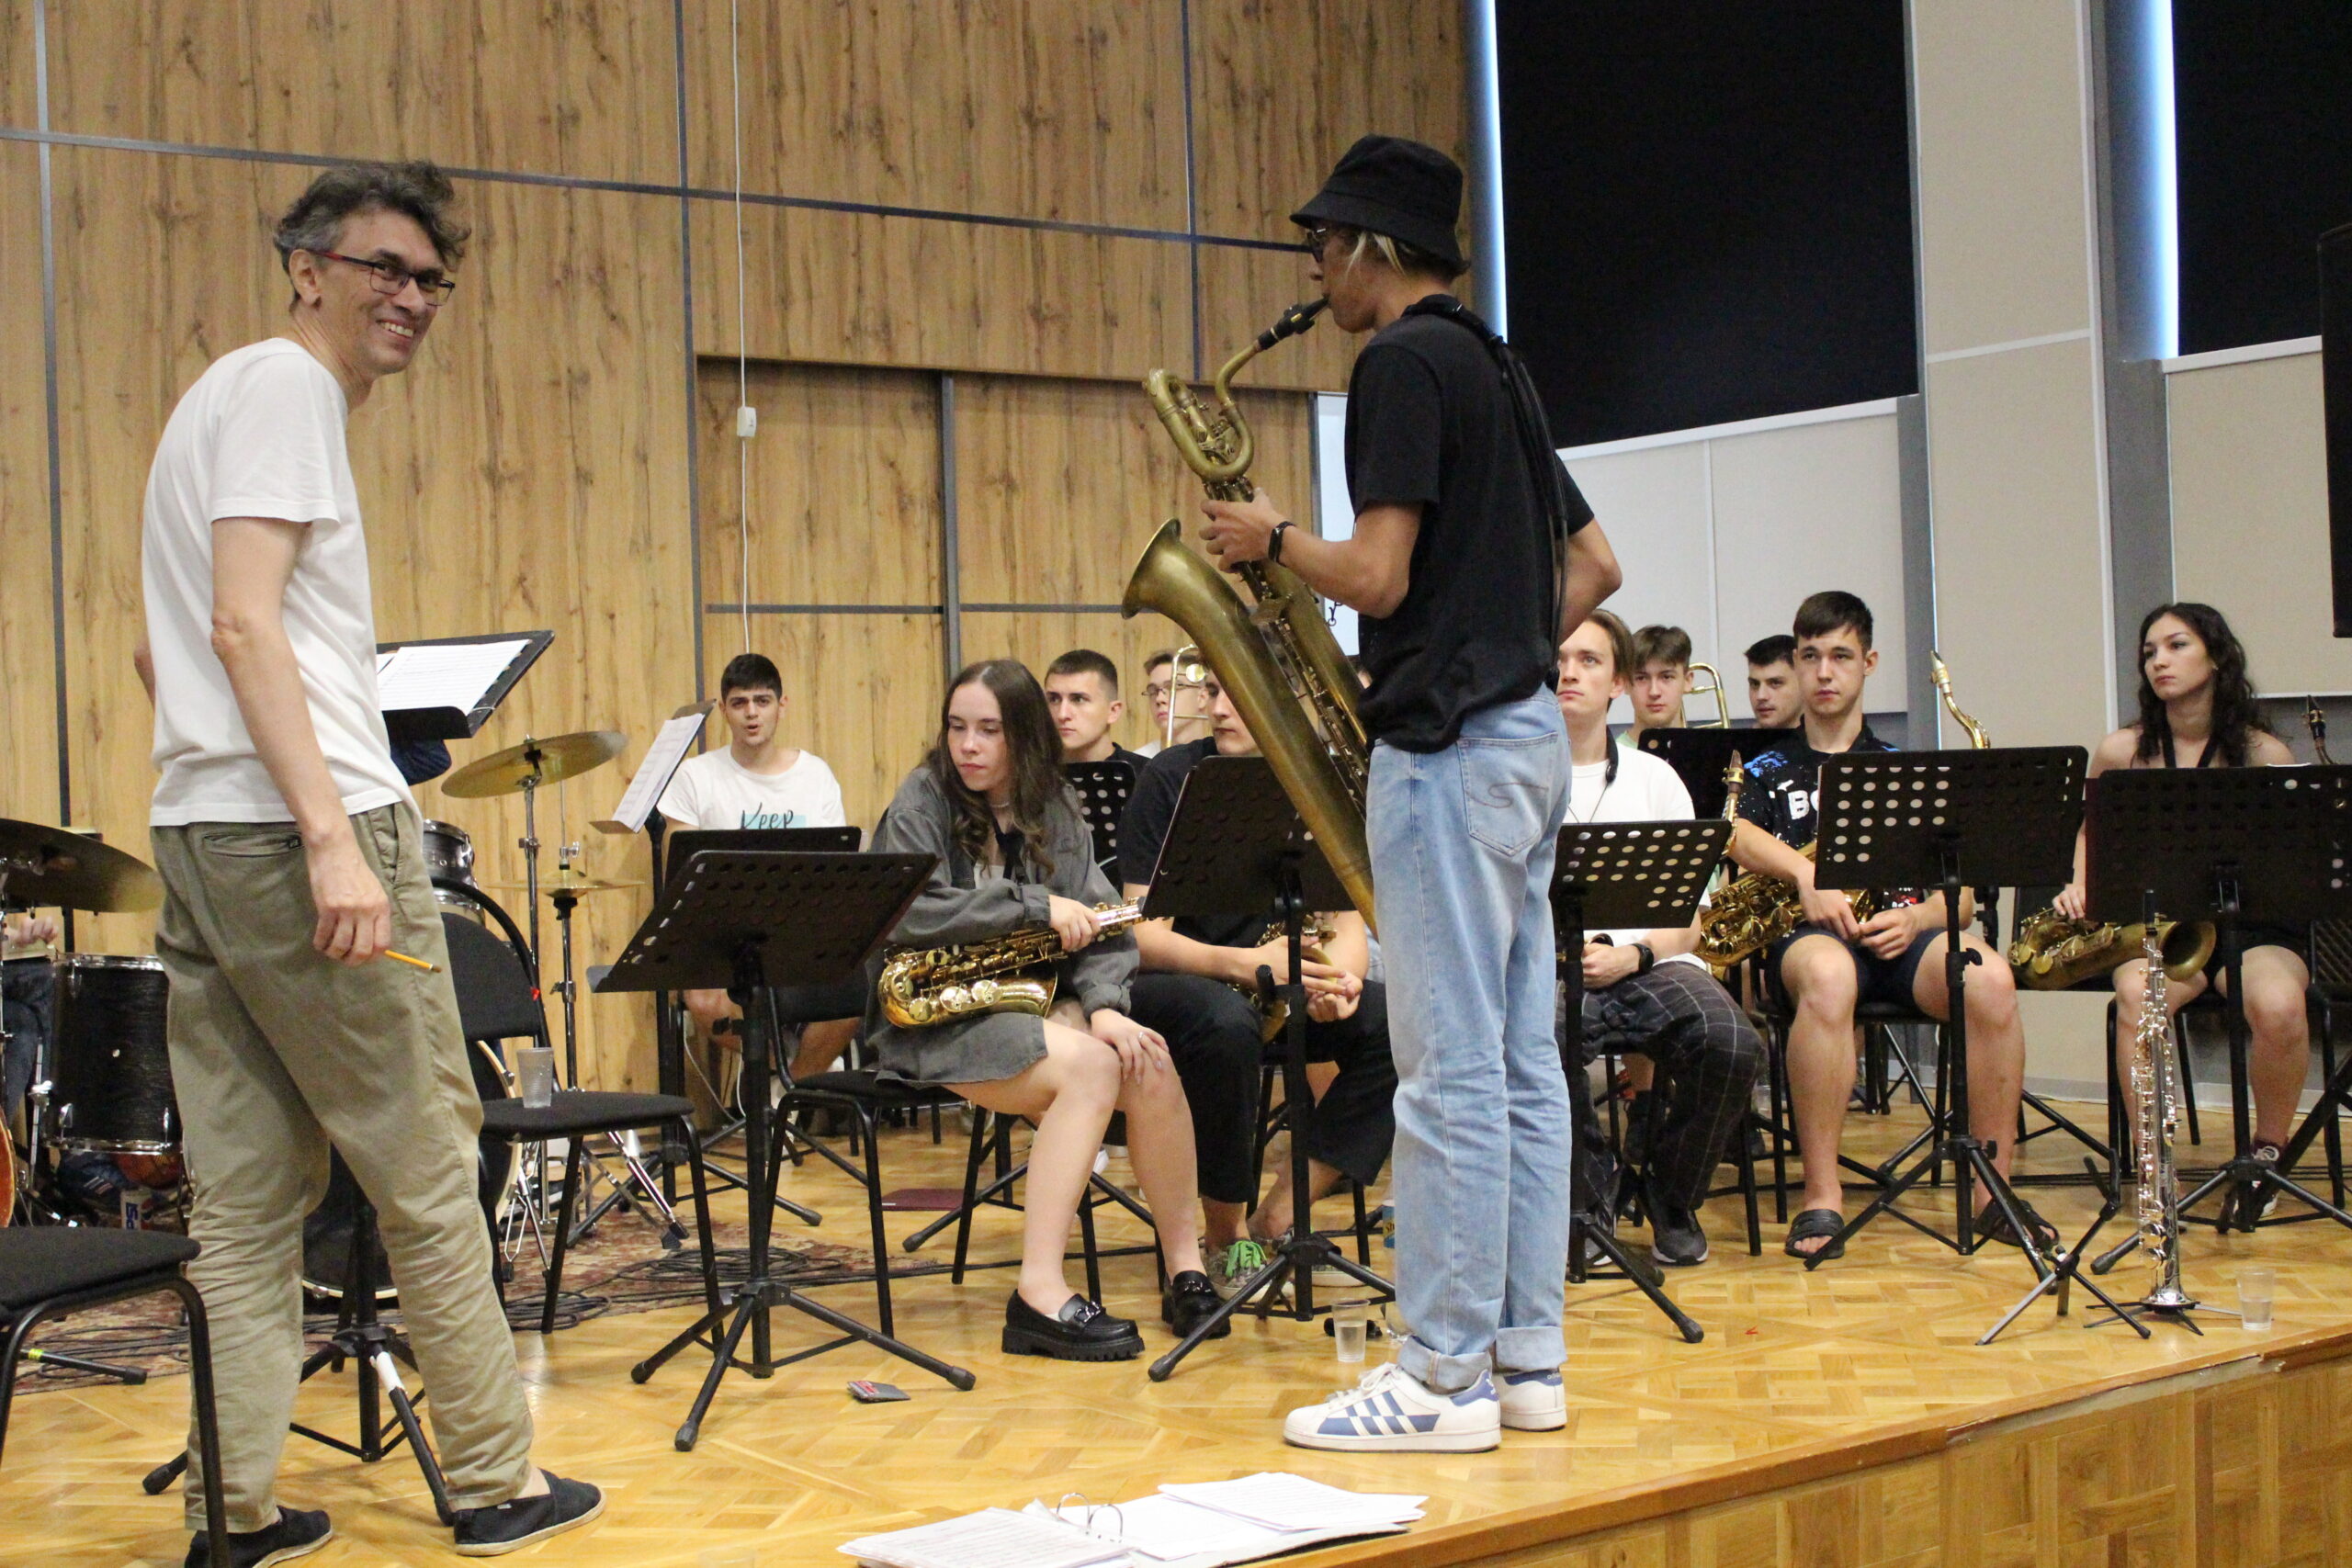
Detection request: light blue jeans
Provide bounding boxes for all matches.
[1371,692,1572,1393]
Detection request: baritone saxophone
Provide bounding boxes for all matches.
[1128,298,1377,929]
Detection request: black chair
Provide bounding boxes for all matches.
[2,1229,230,1564]
[439,913,718,1335]
[902,1108,1157,1304]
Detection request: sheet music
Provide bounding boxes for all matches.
[595,711,708,834]
[375,638,531,715]
[1155,1473,1426,1533]
[840,1507,1123,1568]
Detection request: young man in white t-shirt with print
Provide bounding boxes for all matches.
[1556,610,1764,1269]
[659,652,854,1077]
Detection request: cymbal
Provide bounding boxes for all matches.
[441,730,626,799]
[0,818,163,914]
[480,872,646,897]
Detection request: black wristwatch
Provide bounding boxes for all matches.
[1632,942,1657,975]
[1267,519,1294,564]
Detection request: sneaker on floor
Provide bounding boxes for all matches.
[1647,1189,1710,1268]
[453,1473,605,1557]
[1283,1363,1501,1452]
[184,1507,331,1568]
[1210,1237,1271,1298]
[1497,1368,1566,1432]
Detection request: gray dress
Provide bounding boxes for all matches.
[865,765,1136,1086]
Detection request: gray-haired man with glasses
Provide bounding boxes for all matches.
[135,162,602,1565]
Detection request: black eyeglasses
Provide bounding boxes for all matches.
[313,251,457,305]
[1299,223,1345,257]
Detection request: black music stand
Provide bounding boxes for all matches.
[2090,766,2352,1244]
[1634,728,1756,818]
[1555,818,1730,1345]
[1065,759,1139,875]
[1801,750,2128,1313]
[606,851,976,1450]
[1145,757,1392,1382]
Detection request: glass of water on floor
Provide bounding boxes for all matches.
[2238,1266,2277,1330]
[1332,1300,1370,1364]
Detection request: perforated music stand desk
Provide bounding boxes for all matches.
[1553,818,1729,1344]
[2088,765,2352,1241]
[1807,748,2110,1296]
[1138,756,1383,1382]
[601,850,976,1450]
[1635,728,1758,819]
[1065,758,1139,874]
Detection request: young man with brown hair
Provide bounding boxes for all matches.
[1627,624,1695,739]
[1744,633,1801,729]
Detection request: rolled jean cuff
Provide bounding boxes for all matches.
[1494,1325,1564,1376]
[1396,1334,1491,1394]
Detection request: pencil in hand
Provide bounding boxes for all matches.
[386,950,442,973]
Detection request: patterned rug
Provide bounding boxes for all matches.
[8,1203,942,1395]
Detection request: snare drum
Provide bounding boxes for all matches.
[51,954,177,1154]
[422,819,486,923]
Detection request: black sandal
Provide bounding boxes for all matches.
[1973,1199,2060,1254]
[1782,1207,1847,1261]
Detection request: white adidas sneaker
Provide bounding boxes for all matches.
[1497,1368,1566,1431]
[1282,1363,1501,1452]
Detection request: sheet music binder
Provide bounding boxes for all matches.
[376,629,552,742]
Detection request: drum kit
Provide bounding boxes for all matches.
[2,729,664,1281]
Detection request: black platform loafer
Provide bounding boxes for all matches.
[452,1472,605,1557]
[1001,1290,1144,1360]
[1161,1269,1231,1340]
[184,1507,332,1568]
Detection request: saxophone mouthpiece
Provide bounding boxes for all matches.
[1257,298,1329,350]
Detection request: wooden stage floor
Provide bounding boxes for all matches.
[9,1098,2352,1566]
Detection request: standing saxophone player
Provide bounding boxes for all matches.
[1199,135,1620,1452]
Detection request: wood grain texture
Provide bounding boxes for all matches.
[681,0,1188,231]
[1196,239,1362,393]
[689,197,1193,379]
[704,611,944,833]
[44,0,678,185]
[0,0,34,129]
[958,610,1186,755]
[51,149,694,1092]
[697,359,941,610]
[954,373,1313,604]
[1,144,58,836]
[15,1104,2352,1567]
[1189,0,1468,244]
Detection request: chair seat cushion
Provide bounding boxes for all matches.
[480,1090,695,1139]
[1853,999,1931,1023]
[788,1068,955,1108]
[0,1228,199,1314]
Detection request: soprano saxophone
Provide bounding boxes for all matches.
[2128,919,2192,1308]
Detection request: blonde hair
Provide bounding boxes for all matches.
[1337,226,1464,283]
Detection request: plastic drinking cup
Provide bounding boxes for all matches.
[517,1046,556,1109]
[2238,1266,2276,1330]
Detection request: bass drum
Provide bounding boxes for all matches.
[300,1041,515,1301]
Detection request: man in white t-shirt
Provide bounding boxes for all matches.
[1555,611,1764,1269]
[659,651,854,1077]
[134,162,599,1562]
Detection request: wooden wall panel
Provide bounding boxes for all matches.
[1,0,34,128]
[1190,0,1468,244]
[690,197,1193,379]
[1196,241,1360,394]
[697,359,941,609]
[955,376,1313,604]
[708,613,943,834]
[46,1,677,185]
[52,149,695,1092]
[958,610,1186,756]
[1,144,56,837]
[681,0,1188,231]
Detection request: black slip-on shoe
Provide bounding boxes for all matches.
[1001,1291,1144,1360]
[1647,1192,1711,1268]
[453,1472,605,1557]
[184,1506,332,1568]
[1161,1269,1231,1339]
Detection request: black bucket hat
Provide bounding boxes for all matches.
[1289,134,1466,275]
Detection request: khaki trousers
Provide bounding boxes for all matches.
[153,806,533,1531]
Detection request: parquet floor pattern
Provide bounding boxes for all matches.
[8,1100,2352,1566]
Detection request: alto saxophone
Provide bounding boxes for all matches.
[1127,299,1378,929]
[878,902,1144,1029]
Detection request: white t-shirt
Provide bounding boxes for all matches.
[658,747,846,831]
[1567,741,1706,966]
[142,339,413,827]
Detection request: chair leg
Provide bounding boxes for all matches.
[2323,1003,2346,1209]
[1077,1183,1103,1305]
[858,1105,896,1337]
[168,1280,233,1566]
[1739,1112,1762,1255]
[542,1140,583,1336]
[951,1111,993,1286]
[1351,1179,1372,1267]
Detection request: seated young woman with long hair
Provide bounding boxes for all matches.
[2055,603,2308,1214]
[867,659,1219,1359]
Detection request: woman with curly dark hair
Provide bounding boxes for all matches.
[866,660,1217,1359]
[2055,604,2305,1183]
